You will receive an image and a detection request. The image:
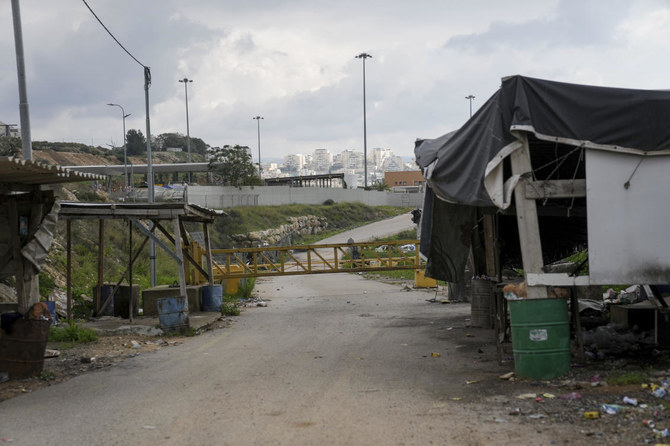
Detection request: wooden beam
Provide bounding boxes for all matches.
[154,221,210,280]
[67,219,72,321]
[510,135,547,299]
[203,223,214,286]
[525,179,586,199]
[8,198,26,313]
[173,217,188,301]
[483,214,498,278]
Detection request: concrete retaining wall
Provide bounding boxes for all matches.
[186,186,424,209]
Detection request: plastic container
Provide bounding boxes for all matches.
[509,298,570,380]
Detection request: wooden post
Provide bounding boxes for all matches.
[96,219,105,314]
[128,219,134,323]
[510,135,547,299]
[173,217,188,303]
[9,198,26,313]
[483,214,498,278]
[66,219,72,321]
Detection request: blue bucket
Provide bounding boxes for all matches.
[156,296,190,334]
[201,285,223,312]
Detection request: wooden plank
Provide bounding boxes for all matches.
[154,221,208,279]
[570,291,586,363]
[526,273,591,287]
[173,217,188,301]
[525,179,586,199]
[8,198,26,313]
[510,135,547,299]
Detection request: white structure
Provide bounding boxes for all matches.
[0,121,19,137]
[283,153,305,172]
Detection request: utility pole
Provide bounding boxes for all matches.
[179,78,193,183]
[253,116,264,176]
[11,0,32,160]
[355,53,372,188]
[465,94,475,118]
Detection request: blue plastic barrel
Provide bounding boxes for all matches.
[156,296,190,334]
[44,301,57,325]
[201,285,223,312]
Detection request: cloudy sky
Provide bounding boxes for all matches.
[1,0,669,162]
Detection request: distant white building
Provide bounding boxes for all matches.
[311,148,332,172]
[283,153,305,172]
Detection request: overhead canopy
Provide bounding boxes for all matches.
[0,156,104,188]
[415,75,670,209]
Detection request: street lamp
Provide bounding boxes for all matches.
[355,52,372,188]
[253,116,264,176]
[178,77,193,183]
[465,94,475,118]
[107,103,131,198]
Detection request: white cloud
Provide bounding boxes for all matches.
[2,0,669,160]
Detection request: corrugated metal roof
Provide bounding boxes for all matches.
[0,156,104,185]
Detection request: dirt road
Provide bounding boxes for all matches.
[0,271,593,445]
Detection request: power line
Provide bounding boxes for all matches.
[81,0,146,68]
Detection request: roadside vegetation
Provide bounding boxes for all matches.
[49,321,98,344]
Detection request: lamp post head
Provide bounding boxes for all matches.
[465,95,475,100]
[355,53,372,59]
[124,113,131,119]
[179,78,193,83]
[253,116,264,120]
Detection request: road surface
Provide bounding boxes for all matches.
[0,217,585,445]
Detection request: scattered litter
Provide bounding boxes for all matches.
[622,396,638,406]
[44,349,60,358]
[509,408,521,416]
[535,397,544,403]
[560,392,582,400]
[466,334,474,338]
[256,301,267,307]
[445,327,454,331]
[431,352,440,358]
[466,380,478,385]
[80,356,97,364]
[142,425,156,430]
[584,411,600,419]
[652,387,667,398]
[601,404,619,415]
[643,419,656,429]
[516,393,537,400]
[440,300,451,304]
[527,413,546,419]
[542,393,556,399]
[2,438,15,443]
[0,372,8,383]
[499,372,515,380]
[131,340,141,349]
[451,397,462,401]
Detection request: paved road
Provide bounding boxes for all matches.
[0,217,573,445]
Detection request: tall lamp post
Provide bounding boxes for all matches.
[355,52,372,188]
[107,103,131,197]
[465,94,475,118]
[253,116,264,176]
[179,77,193,183]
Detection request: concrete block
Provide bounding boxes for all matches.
[142,285,201,316]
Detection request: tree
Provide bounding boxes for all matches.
[155,132,185,151]
[208,145,263,187]
[125,129,146,156]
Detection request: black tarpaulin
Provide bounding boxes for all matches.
[415,75,670,209]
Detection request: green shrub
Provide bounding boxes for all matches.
[49,321,98,343]
[220,302,240,316]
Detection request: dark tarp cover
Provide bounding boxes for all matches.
[415,75,670,209]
